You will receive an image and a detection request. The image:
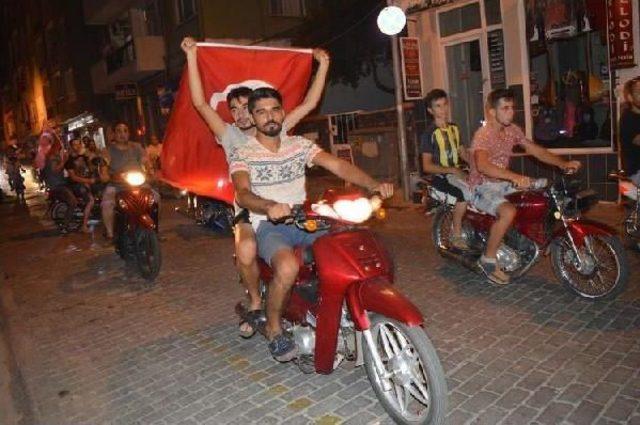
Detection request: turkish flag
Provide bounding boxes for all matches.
[160,43,313,203]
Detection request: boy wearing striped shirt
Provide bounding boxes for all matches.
[420,89,470,250]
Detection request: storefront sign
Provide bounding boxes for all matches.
[487,29,506,89]
[115,83,138,100]
[400,37,423,100]
[607,0,635,69]
[406,0,454,13]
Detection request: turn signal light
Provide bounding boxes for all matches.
[375,208,387,220]
[304,220,318,232]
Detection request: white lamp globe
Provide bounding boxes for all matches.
[377,6,407,35]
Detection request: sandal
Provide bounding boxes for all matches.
[450,235,469,251]
[239,309,265,339]
[478,256,510,285]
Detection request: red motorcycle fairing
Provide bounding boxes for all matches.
[312,229,393,374]
[117,188,156,230]
[345,277,424,330]
[552,218,617,246]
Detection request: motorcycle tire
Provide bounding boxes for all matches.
[362,314,447,425]
[51,202,81,232]
[134,228,161,282]
[551,235,629,300]
[431,208,453,254]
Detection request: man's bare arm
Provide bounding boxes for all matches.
[474,149,523,183]
[181,37,227,139]
[284,49,330,129]
[312,151,394,198]
[232,171,276,214]
[523,142,567,168]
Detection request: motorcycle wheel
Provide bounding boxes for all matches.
[134,228,161,281]
[431,208,453,254]
[551,235,629,300]
[51,202,80,231]
[363,314,447,425]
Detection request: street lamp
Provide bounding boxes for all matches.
[377,3,411,201]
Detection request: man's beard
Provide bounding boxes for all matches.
[259,121,282,137]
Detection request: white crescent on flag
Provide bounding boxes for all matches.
[208,80,274,110]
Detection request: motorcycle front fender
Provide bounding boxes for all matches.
[553,219,617,247]
[346,277,424,331]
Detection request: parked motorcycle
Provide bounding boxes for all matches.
[237,189,447,425]
[430,171,629,300]
[609,170,640,251]
[113,171,161,281]
[194,195,234,234]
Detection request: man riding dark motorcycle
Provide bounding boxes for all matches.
[100,122,156,241]
[469,89,581,285]
[42,144,77,234]
[65,137,97,233]
[230,87,393,362]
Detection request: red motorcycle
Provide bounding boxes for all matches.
[113,171,161,281]
[430,171,629,299]
[237,189,447,425]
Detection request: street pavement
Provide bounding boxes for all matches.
[0,180,639,425]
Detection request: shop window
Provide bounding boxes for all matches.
[526,0,612,150]
[484,0,501,25]
[439,3,481,37]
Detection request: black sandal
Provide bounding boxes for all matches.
[239,310,265,339]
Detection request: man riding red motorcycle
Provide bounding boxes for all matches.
[469,89,580,285]
[230,87,393,362]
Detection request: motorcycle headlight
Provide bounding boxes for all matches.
[332,198,374,223]
[124,171,145,187]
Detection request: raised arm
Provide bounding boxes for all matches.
[181,37,227,139]
[312,151,394,198]
[283,49,330,129]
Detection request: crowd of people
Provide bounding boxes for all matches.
[1,117,163,238]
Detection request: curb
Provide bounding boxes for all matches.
[0,276,34,425]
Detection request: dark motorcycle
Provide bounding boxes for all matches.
[113,171,161,281]
[609,170,640,251]
[48,187,101,232]
[194,195,234,234]
[430,171,629,300]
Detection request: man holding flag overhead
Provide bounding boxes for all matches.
[173,37,330,338]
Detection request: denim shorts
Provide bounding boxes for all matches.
[471,181,516,216]
[256,221,326,265]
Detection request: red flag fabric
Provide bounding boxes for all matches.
[160,43,313,203]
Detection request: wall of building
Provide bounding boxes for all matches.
[401,0,639,201]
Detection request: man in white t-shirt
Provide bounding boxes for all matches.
[181,37,330,338]
[230,88,393,362]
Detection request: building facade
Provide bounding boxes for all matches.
[0,0,100,147]
[83,0,316,144]
[399,0,639,201]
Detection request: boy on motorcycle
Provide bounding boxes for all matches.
[469,89,580,285]
[230,88,393,362]
[181,37,330,338]
[65,137,97,233]
[420,89,470,250]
